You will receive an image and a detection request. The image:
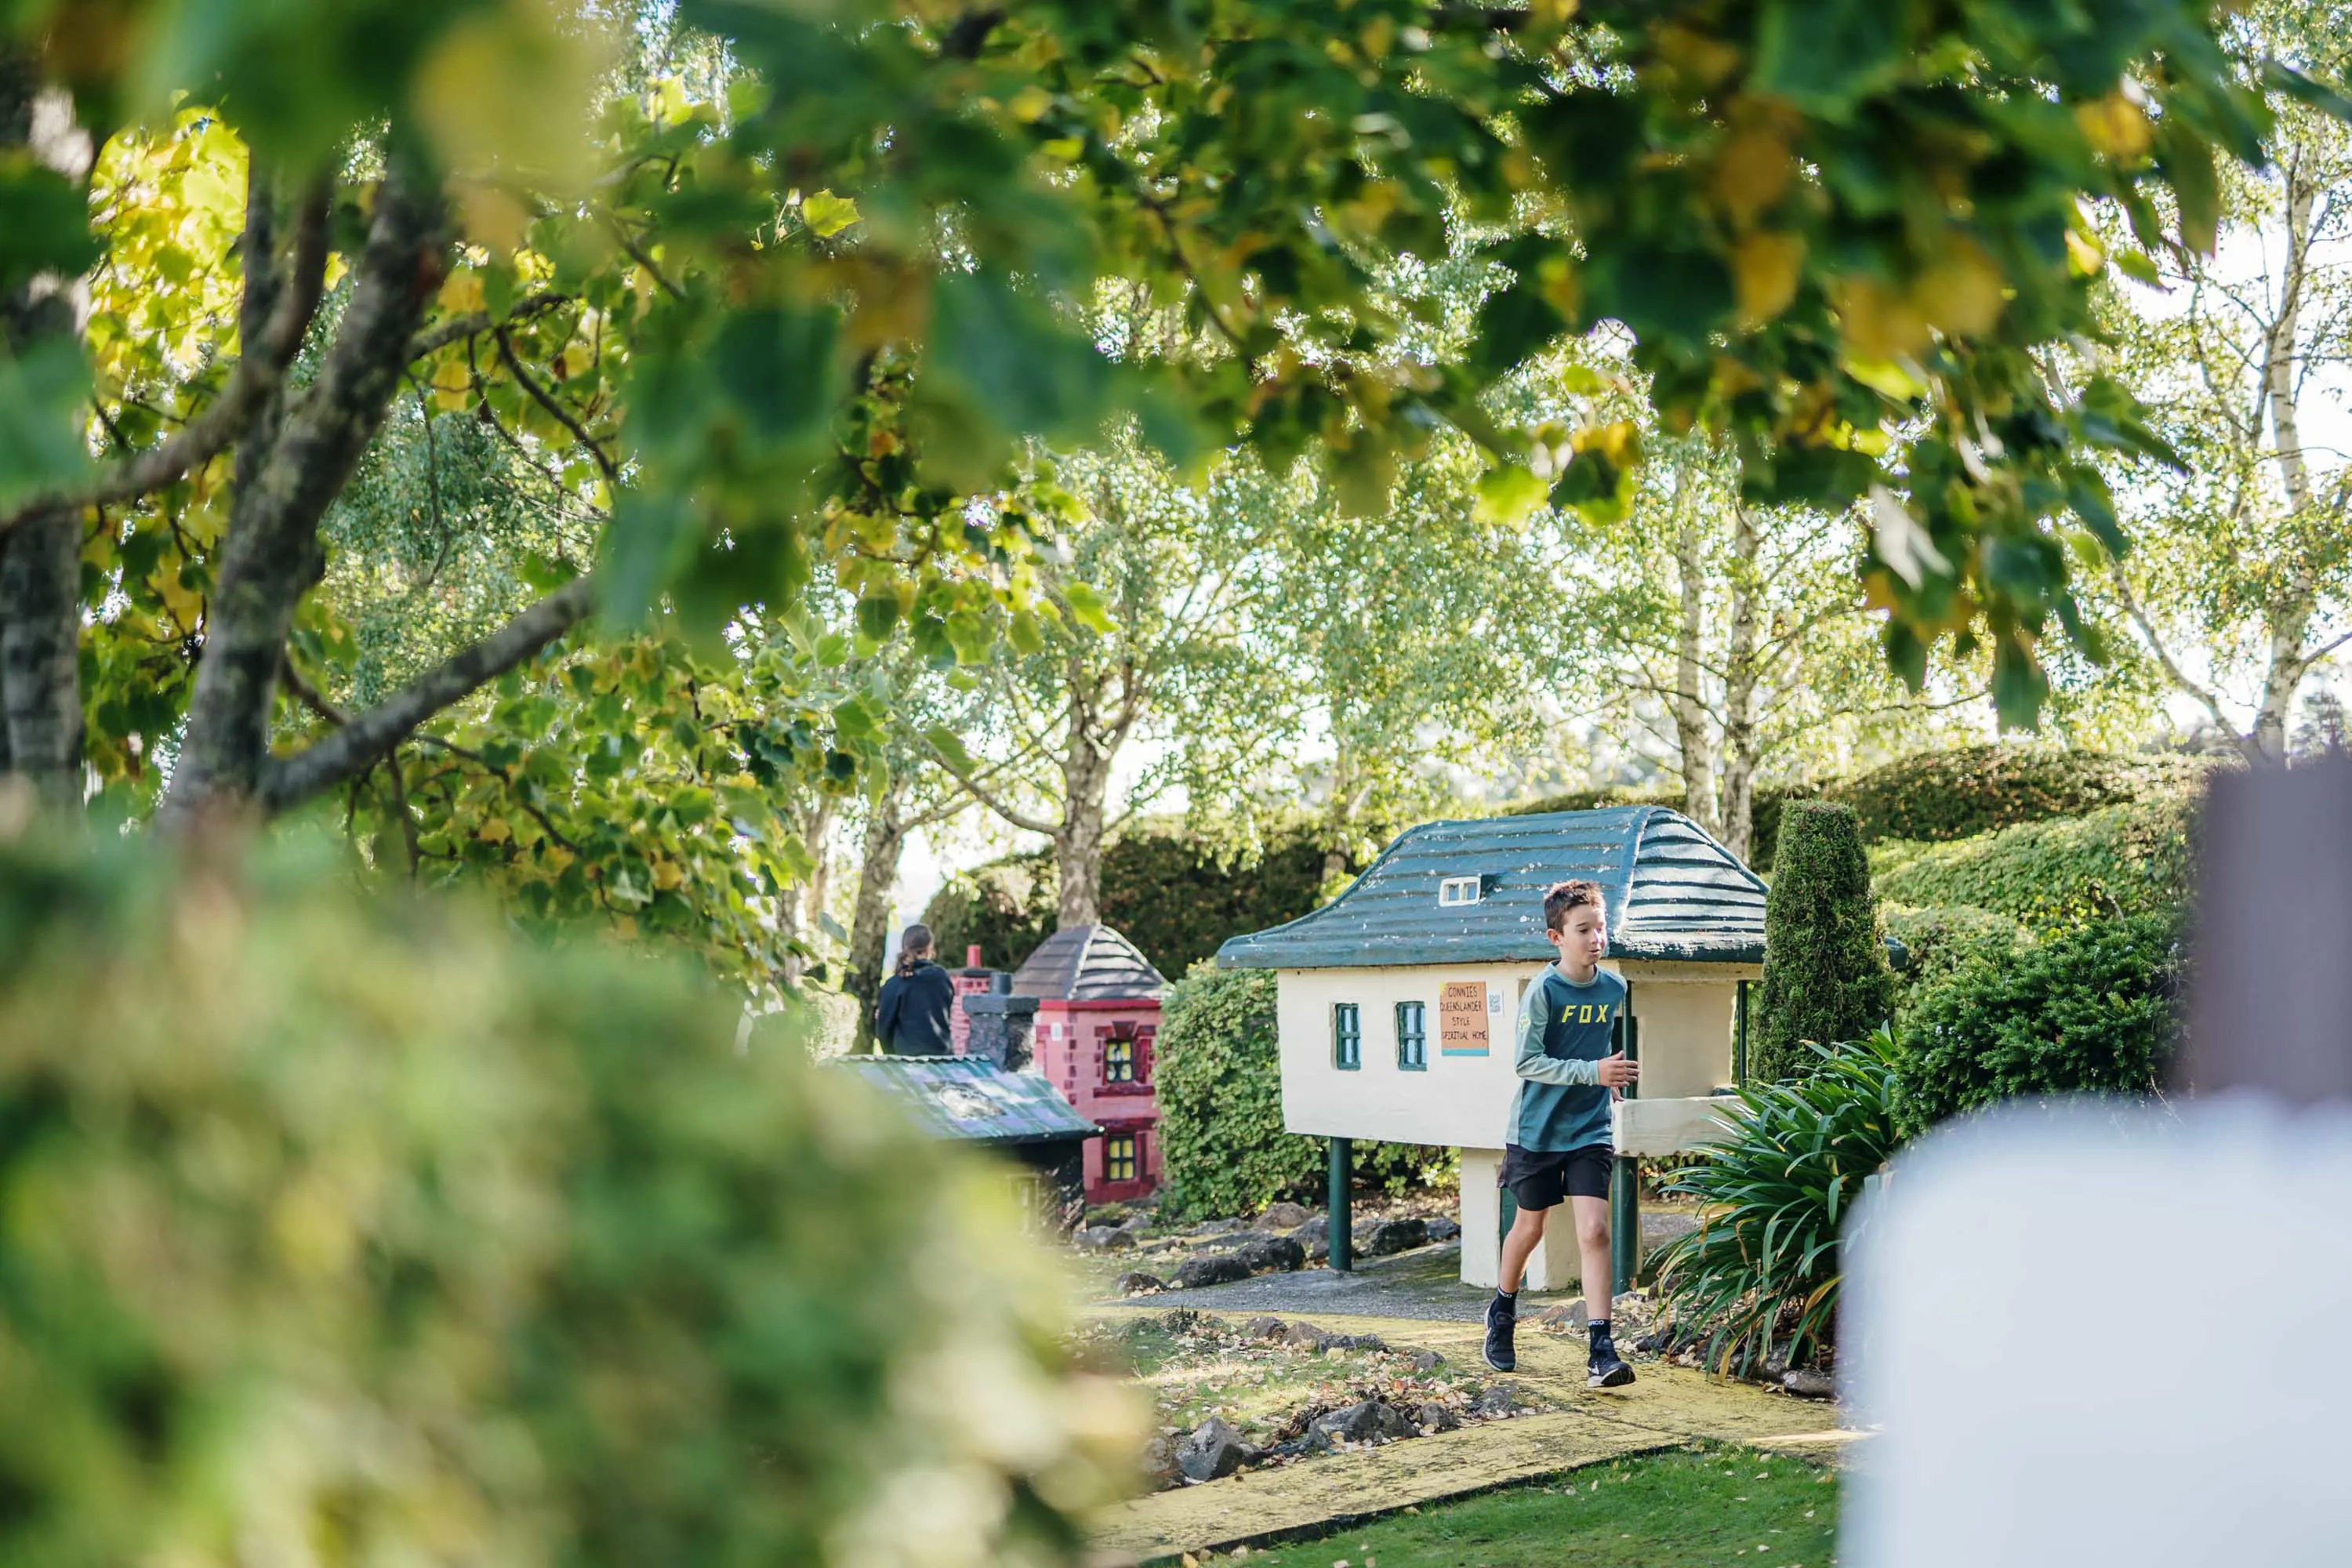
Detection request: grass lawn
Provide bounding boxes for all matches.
[1228,1445,1838,1568]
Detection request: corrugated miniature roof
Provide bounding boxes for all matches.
[1011,924,1168,1000]
[1215,807,1768,970]
[833,1056,1100,1146]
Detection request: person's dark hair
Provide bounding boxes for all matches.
[896,923,935,976]
[1543,880,1603,935]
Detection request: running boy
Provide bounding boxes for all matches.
[1483,878,1639,1388]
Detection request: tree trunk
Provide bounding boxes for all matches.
[1718,506,1763,862]
[162,153,443,826]
[0,56,86,807]
[782,792,839,986]
[847,786,907,1017]
[1056,732,1111,927]
[2251,162,2318,764]
[1671,486,1719,835]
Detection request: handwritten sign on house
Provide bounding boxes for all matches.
[1439,982,1490,1055]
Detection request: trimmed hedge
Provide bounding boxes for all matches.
[1882,902,2034,1015]
[1752,803,1893,1080]
[924,822,1341,978]
[0,830,1115,1565]
[1153,964,1451,1219]
[1871,792,2197,936]
[1893,913,2181,1136]
[1829,744,2211,845]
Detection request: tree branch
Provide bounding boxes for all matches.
[257,575,596,811]
[924,730,1060,836]
[495,325,621,486]
[2108,561,2243,745]
[0,176,330,540]
[405,289,570,363]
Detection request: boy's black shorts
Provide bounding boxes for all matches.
[1500,1143,1614,1211]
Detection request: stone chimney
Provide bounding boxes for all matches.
[964,985,1040,1073]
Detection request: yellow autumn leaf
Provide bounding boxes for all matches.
[1833,275,1930,362]
[543,844,576,874]
[1711,129,1793,225]
[1732,230,1805,325]
[2074,93,2154,162]
[438,269,486,315]
[479,817,511,844]
[413,0,615,191]
[2063,228,2105,278]
[802,190,862,238]
[652,858,684,891]
[1911,241,2007,336]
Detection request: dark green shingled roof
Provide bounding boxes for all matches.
[1011,924,1168,1001]
[833,1057,1100,1146]
[1214,806,1767,970]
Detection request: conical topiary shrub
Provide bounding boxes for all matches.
[1753,800,1894,1080]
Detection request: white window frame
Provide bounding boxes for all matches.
[1438,875,1482,907]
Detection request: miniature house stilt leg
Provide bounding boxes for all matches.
[1610,1154,1640,1298]
[1460,1146,1581,1290]
[1327,1136,1352,1272]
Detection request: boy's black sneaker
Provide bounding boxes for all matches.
[1482,1294,1517,1372]
[1586,1333,1635,1389]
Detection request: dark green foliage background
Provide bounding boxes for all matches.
[1152,964,1450,1220]
[1881,902,2034,1014]
[1751,804,1893,1080]
[923,822,1338,978]
[1893,913,2180,1137]
[0,831,1106,1565]
[1871,793,2197,935]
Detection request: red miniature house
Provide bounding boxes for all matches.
[1014,924,1169,1205]
[948,944,995,1057]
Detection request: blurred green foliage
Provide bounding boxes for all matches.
[1824,745,2213,845]
[1881,900,2035,1014]
[1893,913,2180,1135]
[0,823,1134,1566]
[1152,964,1450,1220]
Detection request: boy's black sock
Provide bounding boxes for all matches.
[1492,1287,1516,1312]
[1587,1317,1611,1349]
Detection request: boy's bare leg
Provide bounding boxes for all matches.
[1570,1194,1613,1320]
[1497,1203,1551,1294]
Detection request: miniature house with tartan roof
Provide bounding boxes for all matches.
[1216,807,1768,1290]
[1015,924,1170,1205]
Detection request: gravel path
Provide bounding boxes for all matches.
[1091,1210,1700,1323]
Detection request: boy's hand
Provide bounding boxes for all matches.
[1596,1052,1639,1088]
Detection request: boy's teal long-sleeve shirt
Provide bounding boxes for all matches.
[1505,964,1627,1152]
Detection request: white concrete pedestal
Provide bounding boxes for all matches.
[1457,1145,1584,1290]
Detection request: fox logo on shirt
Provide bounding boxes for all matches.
[1561,1003,1615,1025]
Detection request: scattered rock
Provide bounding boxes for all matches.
[1533,1298,1590,1332]
[1762,1351,1791,1381]
[1357,1216,1429,1258]
[1341,1332,1391,1353]
[1073,1225,1134,1252]
[1172,1253,1252,1290]
[1245,1315,1288,1340]
[1416,1402,1461,1434]
[1117,1211,1155,1234]
[1290,1215,1328,1260]
[1783,1367,1835,1399]
[1254,1200,1313,1231]
[1115,1271,1167,1295]
[1159,1308,1203,1334]
[1311,1399,1414,1446]
[1142,1436,1180,1485]
[1280,1320,1330,1351]
[1190,1218,1245,1236]
[1231,1234,1307,1275]
[1178,1415,1258,1482]
[1425,1215,1461,1242]
[1472,1382,1526,1417]
[1406,1348,1446,1374]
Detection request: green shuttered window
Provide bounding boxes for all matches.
[1333,1003,1362,1069]
[1396,1000,1427,1069]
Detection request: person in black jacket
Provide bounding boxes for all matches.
[873,924,956,1054]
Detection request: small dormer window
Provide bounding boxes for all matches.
[1438,876,1482,907]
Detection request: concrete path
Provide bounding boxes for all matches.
[1087,1308,1850,1566]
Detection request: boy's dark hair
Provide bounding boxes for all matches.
[1544,880,1603,934]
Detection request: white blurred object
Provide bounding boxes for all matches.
[1842,1098,2352,1567]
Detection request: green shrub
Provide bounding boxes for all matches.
[0,829,1124,1565]
[1153,964,1450,1218]
[1893,913,2180,1137]
[1871,793,2197,935]
[1752,802,1893,1080]
[1882,902,2034,1014]
[1827,744,2210,844]
[923,822,1342,978]
[1653,1031,1904,1374]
